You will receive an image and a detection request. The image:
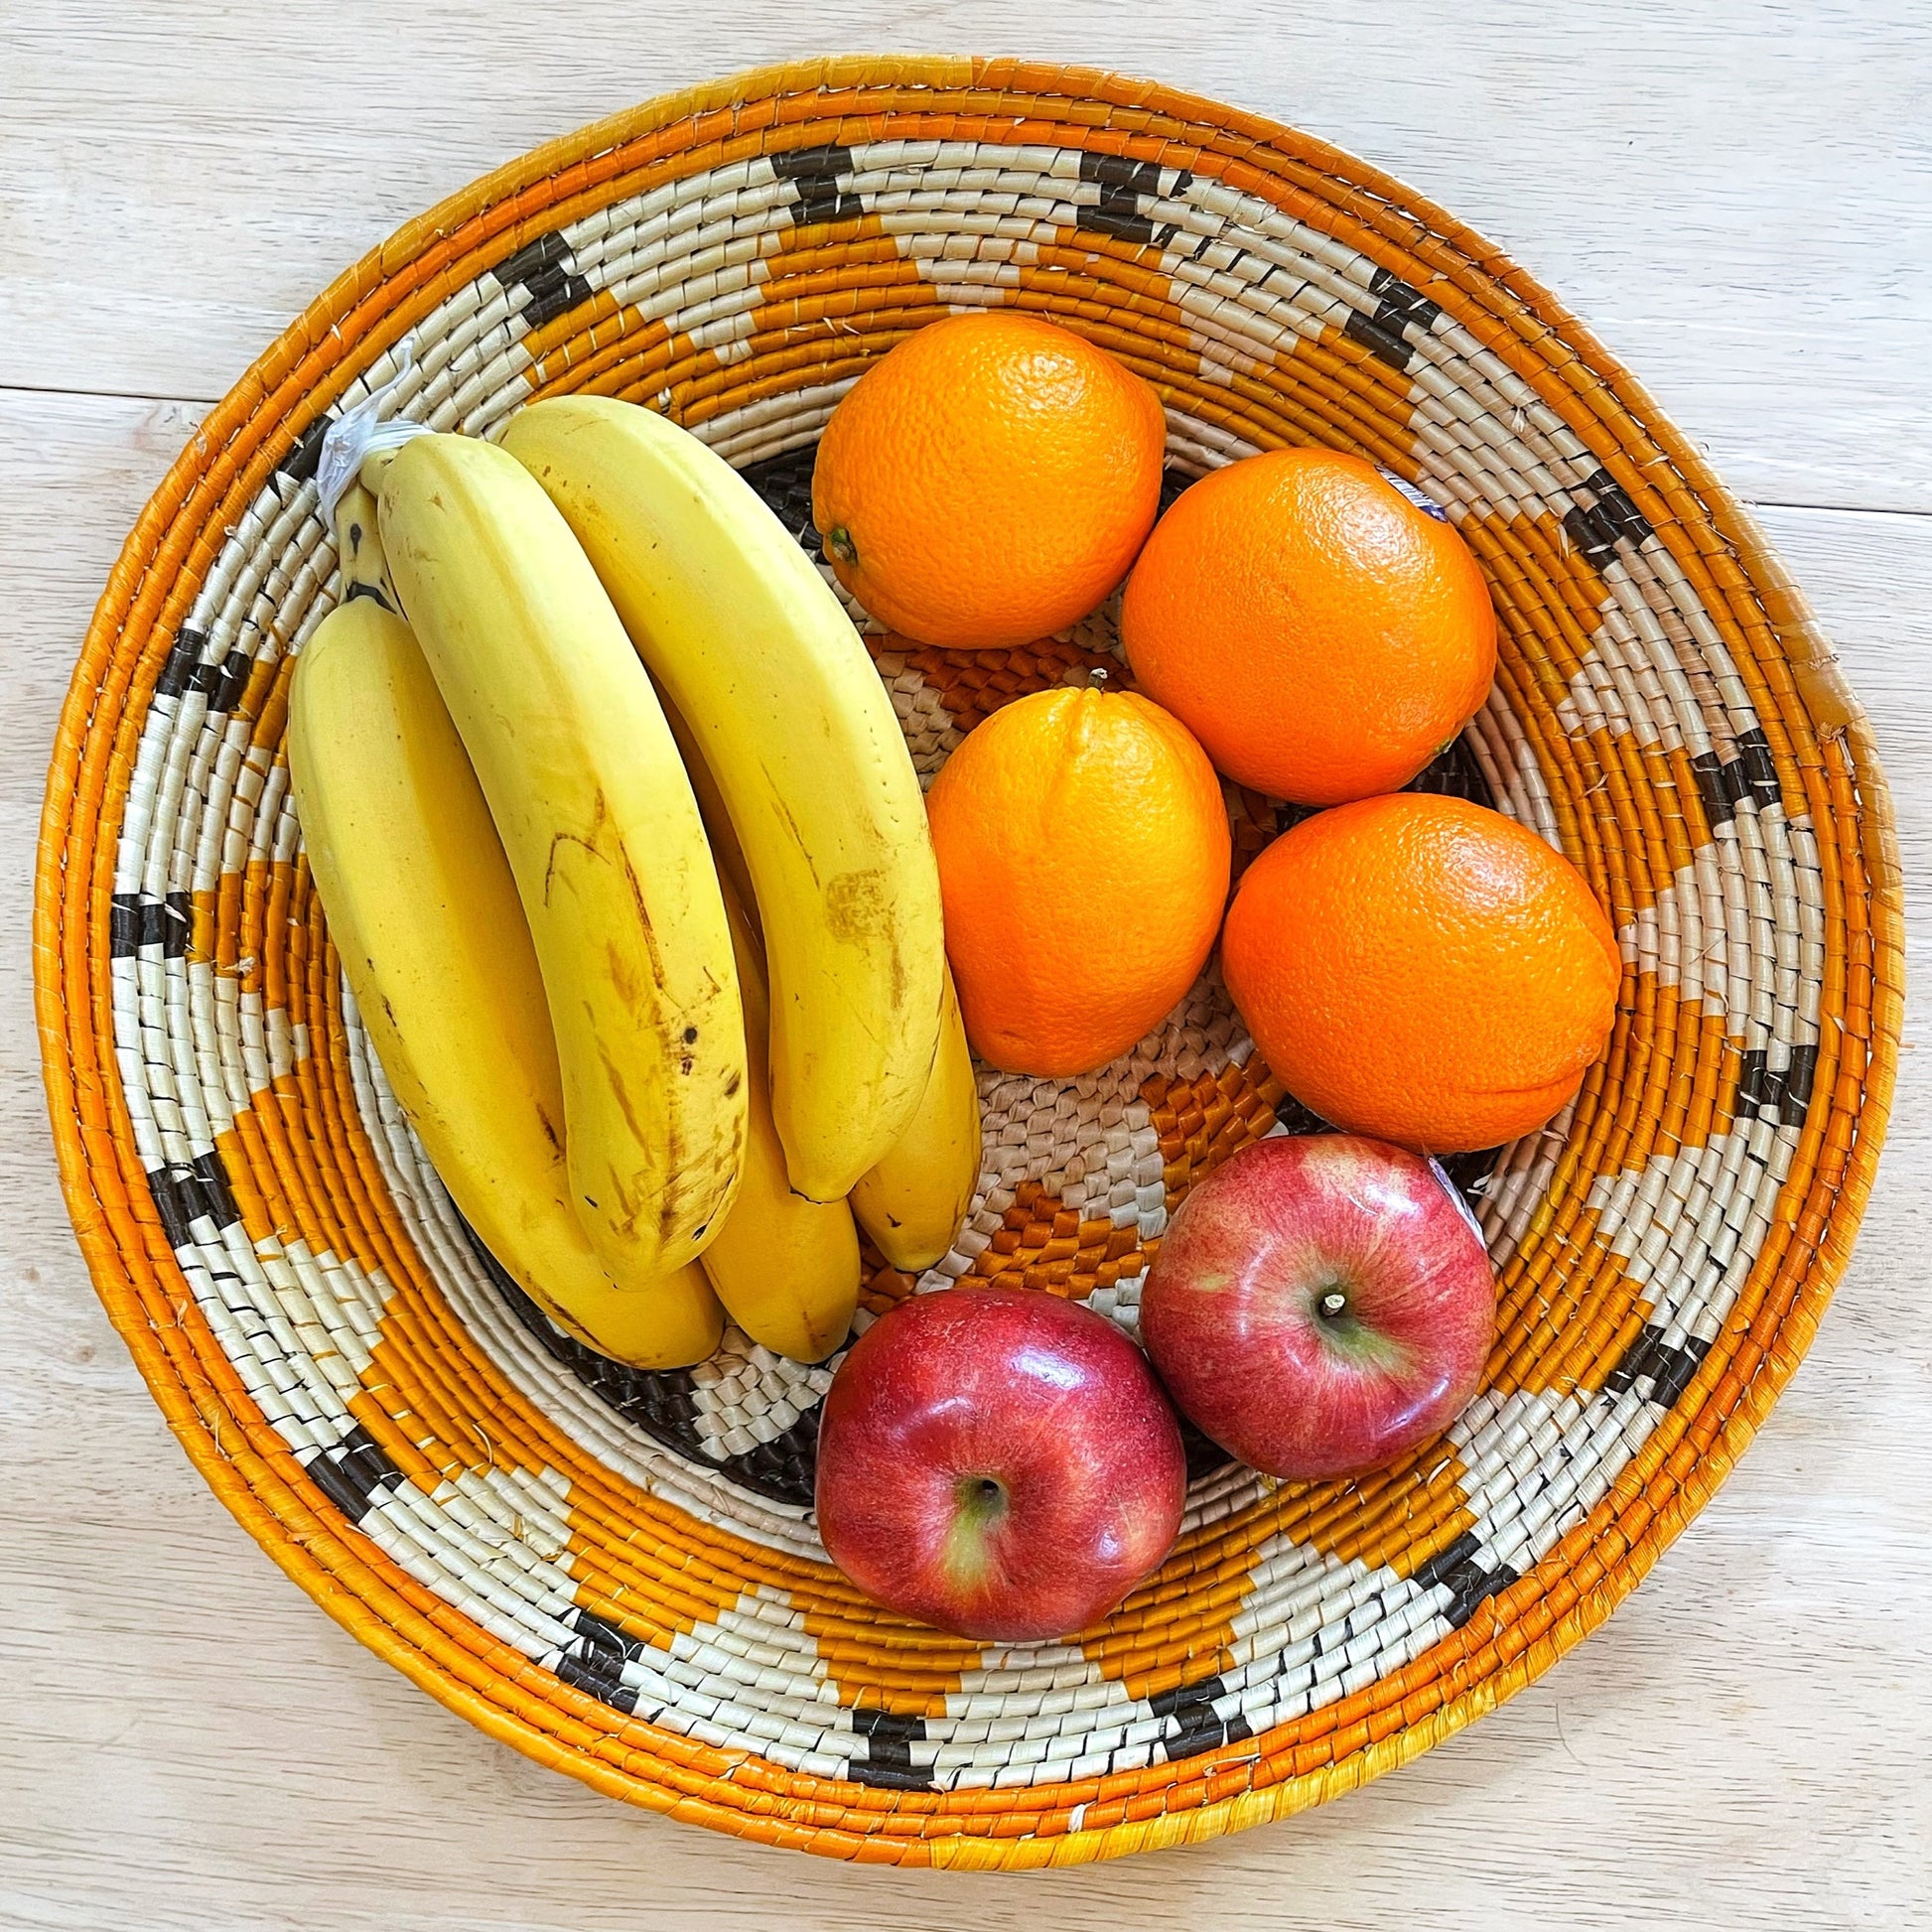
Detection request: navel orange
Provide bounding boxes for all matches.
[1221,793,1620,1153]
[812,314,1167,648]
[924,685,1231,1077]
[1120,449,1497,805]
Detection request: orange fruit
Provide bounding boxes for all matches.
[812,314,1167,648]
[925,685,1231,1077]
[1120,449,1497,805]
[1221,794,1620,1153]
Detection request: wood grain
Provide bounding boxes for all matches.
[3,6,1929,1923]
[5,0,1930,510]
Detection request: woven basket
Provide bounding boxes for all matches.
[37,57,1902,1866]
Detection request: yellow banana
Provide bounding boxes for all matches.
[657,685,858,1354]
[288,484,723,1368]
[501,396,945,1202]
[673,661,966,1284]
[700,885,861,1363]
[851,967,982,1272]
[529,1273,720,1367]
[372,432,745,1281]
[659,684,759,943]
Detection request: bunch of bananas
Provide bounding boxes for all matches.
[288,399,980,1367]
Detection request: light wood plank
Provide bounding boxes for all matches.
[2,386,1927,1926]
[3,0,1929,509]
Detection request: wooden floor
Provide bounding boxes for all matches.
[4,4,1928,1925]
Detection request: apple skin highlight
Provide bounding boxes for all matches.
[1140,1135,1496,1481]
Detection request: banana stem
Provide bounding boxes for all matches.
[357,444,403,498]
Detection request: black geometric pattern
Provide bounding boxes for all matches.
[110,889,192,959]
[1412,1529,1520,1630]
[770,144,865,228]
[1407,728,1494,806]
[1157,465,1193,515]
[153,626,252,711]
[493,230,593,332]
[474,1225,827,1508]
[1266,1086,1501,1220]
[303,1423,405,1523]
[1270,725,1495,843]
[1435,1141,1509,1207]
[1177,1412,1234,1484]
[1076,151,1190,248]
[736,444,825,558]
[1733,1043,1819,1130]
[1271,1088,1333,1139]
[1562,465,1655,575]
[278,413,335,486]
[1691,723,1784,829]
[1342,265,1444,373]
[551,1607,646,1713]
[1152,1674,1253,1760]
[146,1148,240,1248]
[1603,1321,1713,1411]
[1729,725,1783,810]
[847,1708,933,1791]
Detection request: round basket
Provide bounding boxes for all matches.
[37,57,1902,1866]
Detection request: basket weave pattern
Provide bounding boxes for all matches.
[36,58,1901,1865]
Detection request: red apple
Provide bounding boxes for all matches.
[815,1286,1186,1641]
[1140,1135,1495,1480]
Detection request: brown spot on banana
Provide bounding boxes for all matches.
[766,783,820,888]
[542,827,604,906]
[823,868,890,944]
[615,842,669,991]
[603,938,642,1011]
[591,1036,651,1149]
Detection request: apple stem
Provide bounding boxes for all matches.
[954,1474,1009,1527]
[1318,1289,1349,1319]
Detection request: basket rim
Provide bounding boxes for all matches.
[33,53,1905,1867]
